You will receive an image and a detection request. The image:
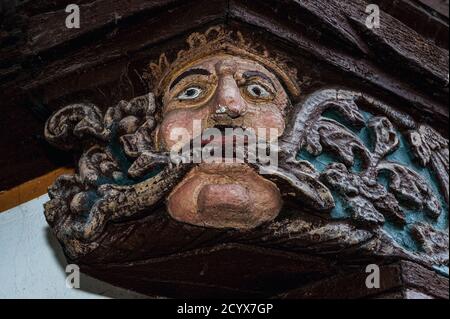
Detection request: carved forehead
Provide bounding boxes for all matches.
[164,54,285,92]
[187,54,279,76]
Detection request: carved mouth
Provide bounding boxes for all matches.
[191,125,258,163]
[200,125,251,147]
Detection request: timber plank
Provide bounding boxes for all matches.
[277,261,449,299]
[23,0,228,92]
[26,0,181,54]
[0,167,74,212]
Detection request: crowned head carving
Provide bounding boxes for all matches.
[156,54,291,229]
[142,27,301,229]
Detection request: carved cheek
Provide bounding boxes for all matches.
[245,106,286,137]
[159,113,194,151]
[158,108,208,151]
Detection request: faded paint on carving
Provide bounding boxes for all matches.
[43,27,448,272]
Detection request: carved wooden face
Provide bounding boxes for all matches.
[42,26,448,289]
[155,54,290,229]
[156,54,289,150]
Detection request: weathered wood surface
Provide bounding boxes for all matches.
[374,0,449,49]
[417,0,450,18]
[26,0,181,54]
[278,261,449,299]
[22,0,228,93]
[230,0,448,115]
[82,243,336,298]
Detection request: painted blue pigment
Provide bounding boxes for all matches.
[299,110,448,270]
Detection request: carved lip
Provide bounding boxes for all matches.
[200,126,251,147]
[195,127,258,162]
[200,135,250,147]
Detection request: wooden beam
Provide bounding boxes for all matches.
[27,0,181,54]
[0,167,74,213]
[277,261,449,299]
[417,0,450,18]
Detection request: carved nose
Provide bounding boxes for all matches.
[215,76,247,119]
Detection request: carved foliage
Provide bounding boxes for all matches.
[44,94,191,258]
[293,92,440,226]
[284,89,448,265]
[321,163,404,226]
[45,103,109,150]
[45,94,157,151]
[411,223,449,266]
[408,125,449,204]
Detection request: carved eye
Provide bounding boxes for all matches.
[247,84,270,98]
[178,87,202,100]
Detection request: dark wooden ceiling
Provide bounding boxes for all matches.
[0,0,448,191]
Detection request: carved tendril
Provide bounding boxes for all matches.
[281,89,445,249]
[44,94,190,258]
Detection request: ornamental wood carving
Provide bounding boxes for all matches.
[43,26,449,297]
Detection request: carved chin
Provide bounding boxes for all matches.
[167,163,282,229]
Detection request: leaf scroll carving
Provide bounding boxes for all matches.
[281,89,448,266]
[43,94,194,258]
[308,118,370,167]
[45,103,110,150]
[408,125,449,205]
[377,162,441,219]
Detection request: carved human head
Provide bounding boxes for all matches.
[148,27,300,229]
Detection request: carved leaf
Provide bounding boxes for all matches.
[368,117,399,161]
[408,125,448,167]
[45,175,83,225]
[347,196,385,226]
[370,191,405,226]
[281,89,366,160]
[408,125,449,204]
[45,103,110,150]
[128,151,171,178]
[117,94,156,117]
[280,158,319,178]
[320,163,360,196]
[258,165,335,212]
[45,94,157,153]
[78,146,124,185]
[321,163,405,226]
[304,122,322,156]
[324,99,366,128]
[411,222,449,266]
[311,118,369,167]
[120,119,156,157]
[378,162,441,219]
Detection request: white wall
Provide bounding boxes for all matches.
[0,194,146,299]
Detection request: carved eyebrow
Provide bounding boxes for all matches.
[243,71,275,87]
[170,68,211,90]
